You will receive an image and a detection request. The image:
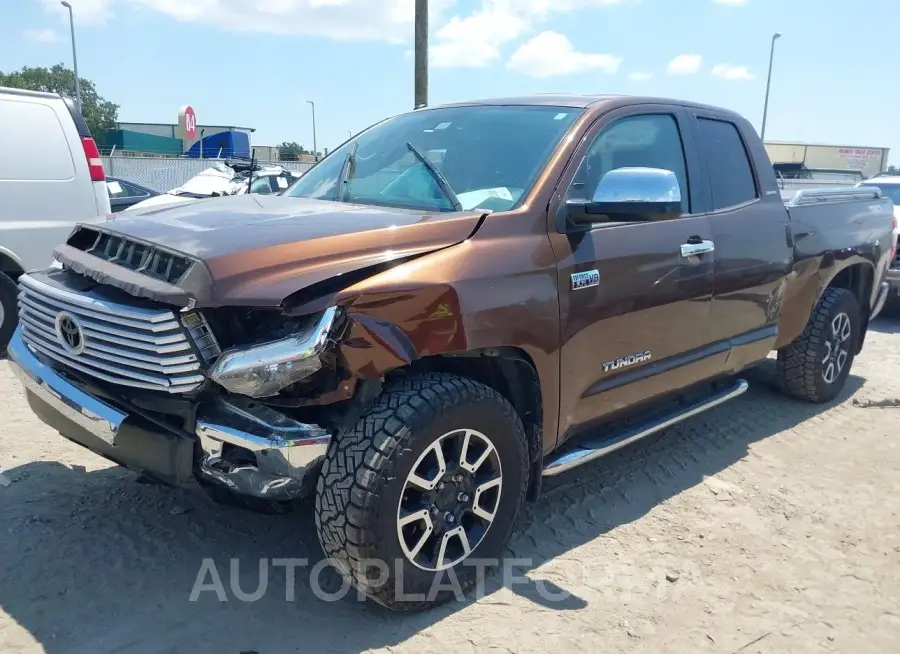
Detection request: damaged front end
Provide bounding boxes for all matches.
[9,197,482,506]
[192,306,346,502]
[8,268,381,505]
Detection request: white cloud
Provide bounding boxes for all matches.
[432,7,528,68]
[712,0,748,5]
[36,0,632,63]
[39,0,455,40]
[431,0,631,69]
[667,54,702,75]
[711,63,754,80]
[24,28,58,43]
[506,31,621,77]
[628,71,653,81]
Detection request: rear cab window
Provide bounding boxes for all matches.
[696,118,758,210]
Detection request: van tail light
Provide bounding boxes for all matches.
[81,136,105,181]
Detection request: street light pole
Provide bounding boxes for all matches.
[760,32,781,143]
[60,1,81,111]
[306,100,318,162]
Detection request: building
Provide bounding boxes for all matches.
[765,141,890,181]
[104,121,256,158]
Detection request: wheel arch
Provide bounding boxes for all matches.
[0,249,25,279]
[821,261,874,353]
[402,347,545,501]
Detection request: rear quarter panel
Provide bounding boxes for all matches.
[775,195,893,347]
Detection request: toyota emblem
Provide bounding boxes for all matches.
[55,311,85,355]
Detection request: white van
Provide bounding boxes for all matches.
[0,87,111,349]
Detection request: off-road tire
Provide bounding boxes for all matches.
[0,273,18,353]
[314,373,530,611]
[776,287,860,403]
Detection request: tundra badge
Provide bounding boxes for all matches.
[603,350,652,373]
[571,269,600,290]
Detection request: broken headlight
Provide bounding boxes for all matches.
[208,307,339,398]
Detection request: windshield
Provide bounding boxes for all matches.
[285,105,583,212]
[860,183,900,205]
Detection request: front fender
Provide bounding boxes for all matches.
[336,283,467,379]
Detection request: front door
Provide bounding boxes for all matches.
[548,107,721,443]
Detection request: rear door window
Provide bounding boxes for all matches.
[0,99,76,181]
[696,118,758,210]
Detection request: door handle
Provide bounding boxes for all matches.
[680,240,715,258]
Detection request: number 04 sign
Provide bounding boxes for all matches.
[179,105,197,140]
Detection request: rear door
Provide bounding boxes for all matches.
[549,105,721,441]
[688,111,792,370]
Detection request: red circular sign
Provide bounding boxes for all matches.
[179,105,197,140]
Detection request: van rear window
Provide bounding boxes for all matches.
[0,99,76,181]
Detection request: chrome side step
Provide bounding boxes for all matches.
[543,379,749,477]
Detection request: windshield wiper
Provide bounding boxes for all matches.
[406,142,462,212]
[335,142,359,202]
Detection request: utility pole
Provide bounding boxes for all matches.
[414,0,428,109]
[760,32,782,142]
[60,1,81,111]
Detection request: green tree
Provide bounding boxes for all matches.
[886,165,899,175]
[0,63,118,143]
[277,141,308,161]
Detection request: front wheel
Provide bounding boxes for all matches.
[776,287,860,403]
[314,373,530,611]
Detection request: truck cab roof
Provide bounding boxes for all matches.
[432,94,747,119]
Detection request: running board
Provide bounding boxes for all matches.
[543,379,749,477]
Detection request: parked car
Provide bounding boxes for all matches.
[124,161,302,211]
[106,177,159,212]
[7,95,894,611]
[0,86,111,351]
[856,174,900,314]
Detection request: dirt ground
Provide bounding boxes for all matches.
[1,321,899,654]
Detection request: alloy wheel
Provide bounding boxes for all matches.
[822,311,852,384]
[396,428,503,572]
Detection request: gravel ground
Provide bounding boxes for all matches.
[1,320,899,654]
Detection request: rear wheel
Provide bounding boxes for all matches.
[314,373,530,611]
[776,287,860,403]
[0,273,18,353]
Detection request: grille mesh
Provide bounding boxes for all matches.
[67,226,194,284]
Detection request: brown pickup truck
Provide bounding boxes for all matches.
[8,94,895,610]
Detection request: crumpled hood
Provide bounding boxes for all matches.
[57,194,486,307]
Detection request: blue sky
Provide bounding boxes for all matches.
[3,0,898,165]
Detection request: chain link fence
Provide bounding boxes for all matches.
[101,156,315,193]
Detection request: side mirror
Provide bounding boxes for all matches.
[566,167,683,226]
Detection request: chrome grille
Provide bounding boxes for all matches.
[17,273,205,393]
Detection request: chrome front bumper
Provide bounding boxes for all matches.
[8,328,331,500]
